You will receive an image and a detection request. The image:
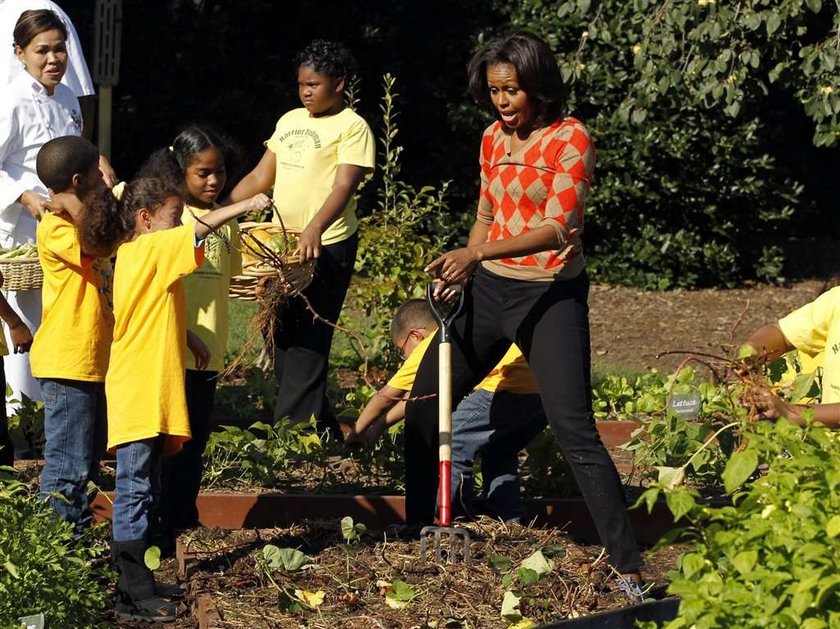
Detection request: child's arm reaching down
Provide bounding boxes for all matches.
[0,272,32,354]
[187,330,210,371]
[192,194,271,240]
[345,385,408,446]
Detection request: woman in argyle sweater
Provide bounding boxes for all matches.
[404,31,645,597]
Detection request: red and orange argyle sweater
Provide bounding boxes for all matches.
[477,117,594,281]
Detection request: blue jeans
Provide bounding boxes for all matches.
[38,378,107,532]
[449,389,547,522]
[112,437,163,542]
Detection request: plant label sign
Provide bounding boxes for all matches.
[669,393,701,419]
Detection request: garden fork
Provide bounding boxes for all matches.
[420,282,471,564]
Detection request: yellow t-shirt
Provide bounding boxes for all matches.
[30,212,114,381]
[106,223,204,455]
[265,107,375,246]
[387,333,539,395]
[181,205,242,372]
[779,286,840,404]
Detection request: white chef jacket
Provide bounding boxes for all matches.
[0,72,82,248]
[0,0,95,97]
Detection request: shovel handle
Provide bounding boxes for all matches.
[426,283,463,527]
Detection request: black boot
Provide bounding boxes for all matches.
[111,539,178,622]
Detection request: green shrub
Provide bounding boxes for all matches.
[491,0,833,288]
[639,418,840,628]
[0,474,110,627]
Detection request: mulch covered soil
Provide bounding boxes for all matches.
[588,280,823,373]
[179,519,682,629]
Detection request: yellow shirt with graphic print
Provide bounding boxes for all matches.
[106,223,203,455]
[265,107,375,245]
[31,212,114,381]
[778,286,840,404]
[181,205,241,373]
[387,333,539,395]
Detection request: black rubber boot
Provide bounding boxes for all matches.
[111,539,178,623]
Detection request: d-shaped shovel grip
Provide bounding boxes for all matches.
[426,283,465,526]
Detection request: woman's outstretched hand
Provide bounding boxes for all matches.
[425,247,480,297]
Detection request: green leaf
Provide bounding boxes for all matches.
[731,550,757,575]
[826,515,840,538]
[722,450,758,493]
[501,590,521,618]
[520,549,554,576]
[144,545,161,571]
[262,545,313,572]
[518,567,540,586]
[657,466,686,489]
[385,579,416,607]
[3,560,19,579]
[489,554,513,572]
[790,372,816,403]
[765,12,781,36]
[340,516,366,542]
[805,0,822,12]
[665,488,696,521]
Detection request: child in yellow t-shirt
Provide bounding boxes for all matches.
[137,126,243,542]
[0,271,32,466]
[31,136,110,532]
[228,39,375,434]
[746,285,840,427]
[82,178,268,622]
[345,299,547,522]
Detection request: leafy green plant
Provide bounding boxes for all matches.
[339,516,366,544]
[637,417,840,628]
[254,544,319,614]
[202,417,322,488]
[383,579,417,610]
[0,476,110,627]
[6,393,45,459]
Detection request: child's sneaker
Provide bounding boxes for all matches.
[613,574,647,605]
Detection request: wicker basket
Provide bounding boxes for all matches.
[228,222,315,301]
[0,256,43,291]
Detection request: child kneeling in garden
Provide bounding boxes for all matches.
[746,285,840,427]
[84,178,268,622]
[345,298,546,522]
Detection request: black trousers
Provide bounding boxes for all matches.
[158,369,218,530]
[404,266,641,573]
[0,357,11,466]
[273,233,358,426]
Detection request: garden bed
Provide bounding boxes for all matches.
[174,518,684,629]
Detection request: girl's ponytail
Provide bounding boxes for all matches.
[78,186,134,258]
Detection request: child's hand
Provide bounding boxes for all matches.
[187,331,211,370]
[248,193,272,215]
[362,417,388,447]
[297,223,323,262]
[19,191,48,220]
[8,320,32,354]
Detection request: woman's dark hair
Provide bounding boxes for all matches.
[79,178,180,258]
[293,39,357,81]
[13,9,67,49]
[137,125,242,200]
[467,31,567,127]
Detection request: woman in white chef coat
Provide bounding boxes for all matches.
[0,9,85,412]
